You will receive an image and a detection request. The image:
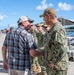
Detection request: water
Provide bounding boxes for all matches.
[66,31,74,37]
[66,31,74,50]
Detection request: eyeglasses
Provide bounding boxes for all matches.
[36,26,42,27]
[43,27,48,28]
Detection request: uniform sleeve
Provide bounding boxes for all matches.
[48,30,67,63]
[27,34,38,50]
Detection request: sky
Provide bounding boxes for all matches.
[0,0,74,29]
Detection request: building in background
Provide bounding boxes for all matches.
[57,17,74,26]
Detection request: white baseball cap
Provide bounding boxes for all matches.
[17,16,29,24]
[17,16,34,24]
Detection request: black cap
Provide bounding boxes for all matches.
[28,18,34,23]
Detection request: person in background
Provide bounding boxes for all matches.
[29,23,38,44]
[42,23,51,50]
[26,21,41,74]
[42,23,51,33]
[2,16,42,75]
[9,27,14,31]
[36,23,43,33]
[6,29,9,34]
[35,23,47,75]
[36,23,51,75]
[0,30,2,35]
[36,23,45,48]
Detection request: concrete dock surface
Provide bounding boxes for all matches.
[0,34,74,75]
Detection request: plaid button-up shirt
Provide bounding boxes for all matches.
[3,26,37,71]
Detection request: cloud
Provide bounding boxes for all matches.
[56,8,59,11]
[36,0,54,10]
[0,14,8,20]
[36,1,74,11]
[0,15,3,20]
[49,3,54,7]
[36,0,47,10]
[57,2,74,11]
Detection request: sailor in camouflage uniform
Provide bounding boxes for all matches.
[30,23,38,44]
[42,24,51,48]
[29,23,41,74]
[39,8,69,75]
[36,23,50,75]
[37,24,51,75]
[36,23,45,48]
[36,23,48,75]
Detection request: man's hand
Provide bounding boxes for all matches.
[31,64,41,73]
[3,61,8,70]
[30,49,44,57]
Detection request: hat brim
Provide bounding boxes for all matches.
[39,14,44,18]
[29,20,34,23]
[28,18,34,23]
[42,26,48,28]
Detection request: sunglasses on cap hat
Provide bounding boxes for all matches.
[43,27,48,28]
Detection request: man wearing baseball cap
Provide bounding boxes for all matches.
[42,23,51,33]
[2,16,43,75]
[39,8,68,75]
[39,8,56,18]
